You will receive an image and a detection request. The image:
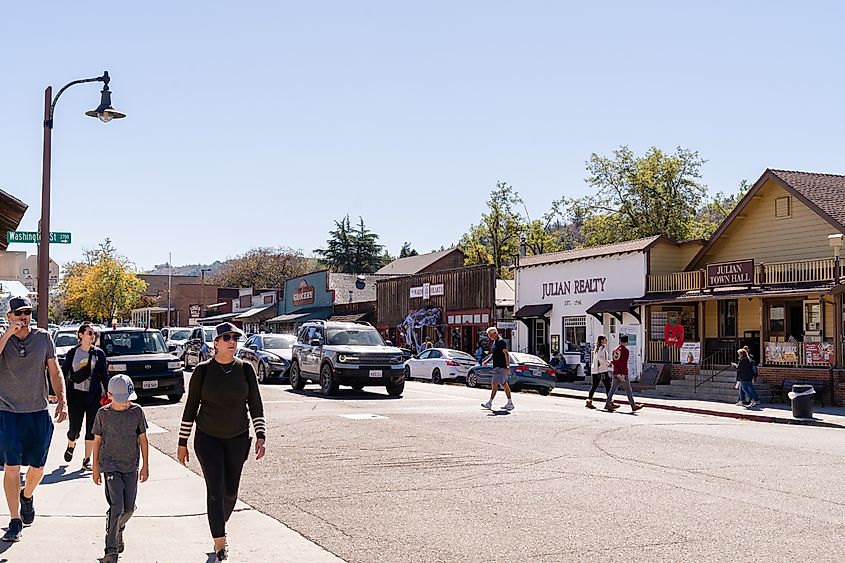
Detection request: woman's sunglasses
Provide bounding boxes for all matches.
[12,310,32,317]
[219,333,240,342]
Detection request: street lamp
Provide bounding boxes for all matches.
[201,268,212,318]
[829,234,843,282]
[37,71,126,327]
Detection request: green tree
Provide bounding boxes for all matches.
[210,247,311,288]
[315,215,386,273]
[566,146,708,246]
[459,181,524,278]
[689,179,751,239]
[398,242,418,258]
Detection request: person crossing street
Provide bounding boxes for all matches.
[481,327,513,411]
[604,335,643,413]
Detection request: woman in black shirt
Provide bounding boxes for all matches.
[177,322,265,562]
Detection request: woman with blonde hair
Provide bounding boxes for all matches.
[585,335,611,409]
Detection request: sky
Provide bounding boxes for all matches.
[2,1,844,272]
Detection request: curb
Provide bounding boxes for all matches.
[550,390,845,429]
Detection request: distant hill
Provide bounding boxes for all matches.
[144,261,226,277]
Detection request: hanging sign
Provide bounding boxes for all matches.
[410,283,444,298]
[706,260,754,288]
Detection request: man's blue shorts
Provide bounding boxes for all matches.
[0,410,54,468]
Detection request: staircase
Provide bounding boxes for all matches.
[641,367,773,403]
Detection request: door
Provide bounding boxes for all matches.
[411,350,431,377]
[426,349,443,380]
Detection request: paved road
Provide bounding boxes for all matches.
[143,374,845,563]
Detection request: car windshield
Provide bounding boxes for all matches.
[327,328,384,346]
[263,336,295,349]
[445,350,476,361]
[204,330,215,342]
[169,330,191,341]
[101,331,168,356]
[54,333,78,347]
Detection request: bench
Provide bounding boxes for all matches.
[774,378,827,406]
[554,362,580,382]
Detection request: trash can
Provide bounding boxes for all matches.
[788,384,815,419]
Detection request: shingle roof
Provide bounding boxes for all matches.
[518,236,662,268]
[376,248,464,275]
[768,169,845,230]
[0,189,28,251]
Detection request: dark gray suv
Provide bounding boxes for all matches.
[289,321,405,397]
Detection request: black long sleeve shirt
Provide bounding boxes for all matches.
[179,358,265,446]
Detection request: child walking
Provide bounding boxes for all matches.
[92,375,149,563]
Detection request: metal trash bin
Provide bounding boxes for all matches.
[788,384,815,419]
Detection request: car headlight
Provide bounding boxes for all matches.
[264,353,281,362]
[167,361,181,370]
[109,364,127,372]
[338,355,359,363]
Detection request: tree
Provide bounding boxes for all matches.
[399,242,418,258]
[689,180,751,239]
[566,146,708,246]
[314,215,387,273]
[459,181,524,278]
[210,247,311,288]
[61,239,147,322]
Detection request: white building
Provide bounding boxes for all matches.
[513,236,703,378]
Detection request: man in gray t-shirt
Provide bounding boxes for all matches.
[0,296,67,542]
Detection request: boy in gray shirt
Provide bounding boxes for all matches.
[92,375,149,563]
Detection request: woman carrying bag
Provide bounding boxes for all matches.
[61,323,109,470]
[585,334,612,409]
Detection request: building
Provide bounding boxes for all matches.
[636,169,845,405]
[376,248,465,275]
[514,236,703,376]
[0,189,27,252]
[0,251,60,295]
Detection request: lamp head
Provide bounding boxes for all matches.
[85,85,126,123]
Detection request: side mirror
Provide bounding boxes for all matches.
[310,338,323,347]
[248,344,257,350]
[384,340,393,346]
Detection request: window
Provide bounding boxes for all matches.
[718,300,738,338]
[562,316,586,353]
[263,335,295,349]
[534,319,546,354]
[417,350,431,360]
[428,350,442,359]
[775,196,791,218]
[608,316,617,335]
[263,295,274,304]
[650,306,698,341]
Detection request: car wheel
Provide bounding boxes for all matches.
[386,380,404,397]
[351,384,365,391]
[167,393,184,403]
[320,364,339,396]
[404,365,411,380]
[289,362,305,390]
[257,362,267,384]
[466,372,478,388]
[538,387,551,396]
[431,368,442,385]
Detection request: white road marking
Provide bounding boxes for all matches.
[146,422,168,434]
[339,414,388,420]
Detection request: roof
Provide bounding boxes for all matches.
[518,236,662,268]
[233,304,276,322]
[196,312,239,324]
[376,248,465,275]
[0,189,28,251]
[328,313,368,322]
[267,312,310,323]
[329,273,393,304]
[585,298,641,314]
[496,279,515,307]
[688,169,845,268]
[514,304,553,318]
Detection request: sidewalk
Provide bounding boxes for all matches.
[554,382,845,428]
[0,410,343,563]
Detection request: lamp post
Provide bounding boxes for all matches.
[200,268,212,318]
[829,234,843,282]
[37,71,125,328]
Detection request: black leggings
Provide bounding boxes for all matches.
[588,371,611,400]
[194,428,251,538]
[67,388,99,442]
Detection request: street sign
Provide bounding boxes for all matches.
[6,231,72,244]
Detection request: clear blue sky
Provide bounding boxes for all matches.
[2,1,844,271]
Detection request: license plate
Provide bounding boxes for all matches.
[369,370,382,378]
[142,381,158,389]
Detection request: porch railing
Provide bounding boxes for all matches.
[646,340,679,363]
[694,345,736,391]
[764,341,835,368]
[647,270,703,293]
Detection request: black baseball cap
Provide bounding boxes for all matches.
[8,296,33,313]
[213,322,244,339]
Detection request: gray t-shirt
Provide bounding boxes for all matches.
[71,346,96,393]
[0,328,55,413]
[93,404,148,473]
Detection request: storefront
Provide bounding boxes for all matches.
[376,265,497,354]
[267,272,334,333]
[639,169,845,405]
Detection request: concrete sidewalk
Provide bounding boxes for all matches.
[554,382,845,428]
[0,410,343,563]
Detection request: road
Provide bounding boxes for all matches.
[143,373,845,563]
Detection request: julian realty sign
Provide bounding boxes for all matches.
[706,260,754,288]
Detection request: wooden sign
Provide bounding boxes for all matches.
[706,260,754,288]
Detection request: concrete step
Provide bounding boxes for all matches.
[642,389,774,403]
[658,381,770,392]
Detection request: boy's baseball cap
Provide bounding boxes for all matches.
[8,296,33,313]
[108,374,137,402]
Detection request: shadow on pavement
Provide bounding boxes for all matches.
[41,465,87,485]
[285,389,401,401]
[486,410,512,416]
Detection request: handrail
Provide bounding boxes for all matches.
[695,345,736,391]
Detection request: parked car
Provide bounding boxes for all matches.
[183,326,216,368]
[237,333,296,383]
[465,352,556,396]
[99,328,185,402]
[164,327,192,361]
[403,348,477,384]
[53,329,83,366]
[289,320,406,397]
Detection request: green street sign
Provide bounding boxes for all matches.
[6,231,72,244]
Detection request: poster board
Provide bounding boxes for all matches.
[680,342,701,364]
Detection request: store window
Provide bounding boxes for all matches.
[718,300,738,338]
[608,316,617,336]
[534,319,547,357]
[563,316,586,353]
[650,306,698,342]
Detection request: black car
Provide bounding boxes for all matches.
[100,328,185,402]
[237,333,296,383]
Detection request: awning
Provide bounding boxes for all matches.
[329,313,368,322]
[514,304,552,319]
[233,304,277,322]
[585,298,642,323]
[206,302,227,309]
[635,284,837,306]
[196,312,239,325]
[267,312,310,323]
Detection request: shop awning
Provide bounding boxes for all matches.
[514,304,552,319]
[267,312,310,323]
[196,312,239,325]
[585,298,642,323]
[329,313,368,322]
[233,305,277,322]
[635,284,837,306]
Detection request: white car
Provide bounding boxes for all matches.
[403,348,478,384]
[53,329,81,365]
[164,327,192,360]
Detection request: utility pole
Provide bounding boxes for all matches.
[168,252,172,327]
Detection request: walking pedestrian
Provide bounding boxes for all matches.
[732,348,759,408]
[481,327,513,411]
[604,335,643,413]
[0,296,67,543]
[62,322,109,471]
[91,375,149,563]
[585,335,611,409]
[177,322,266,562]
